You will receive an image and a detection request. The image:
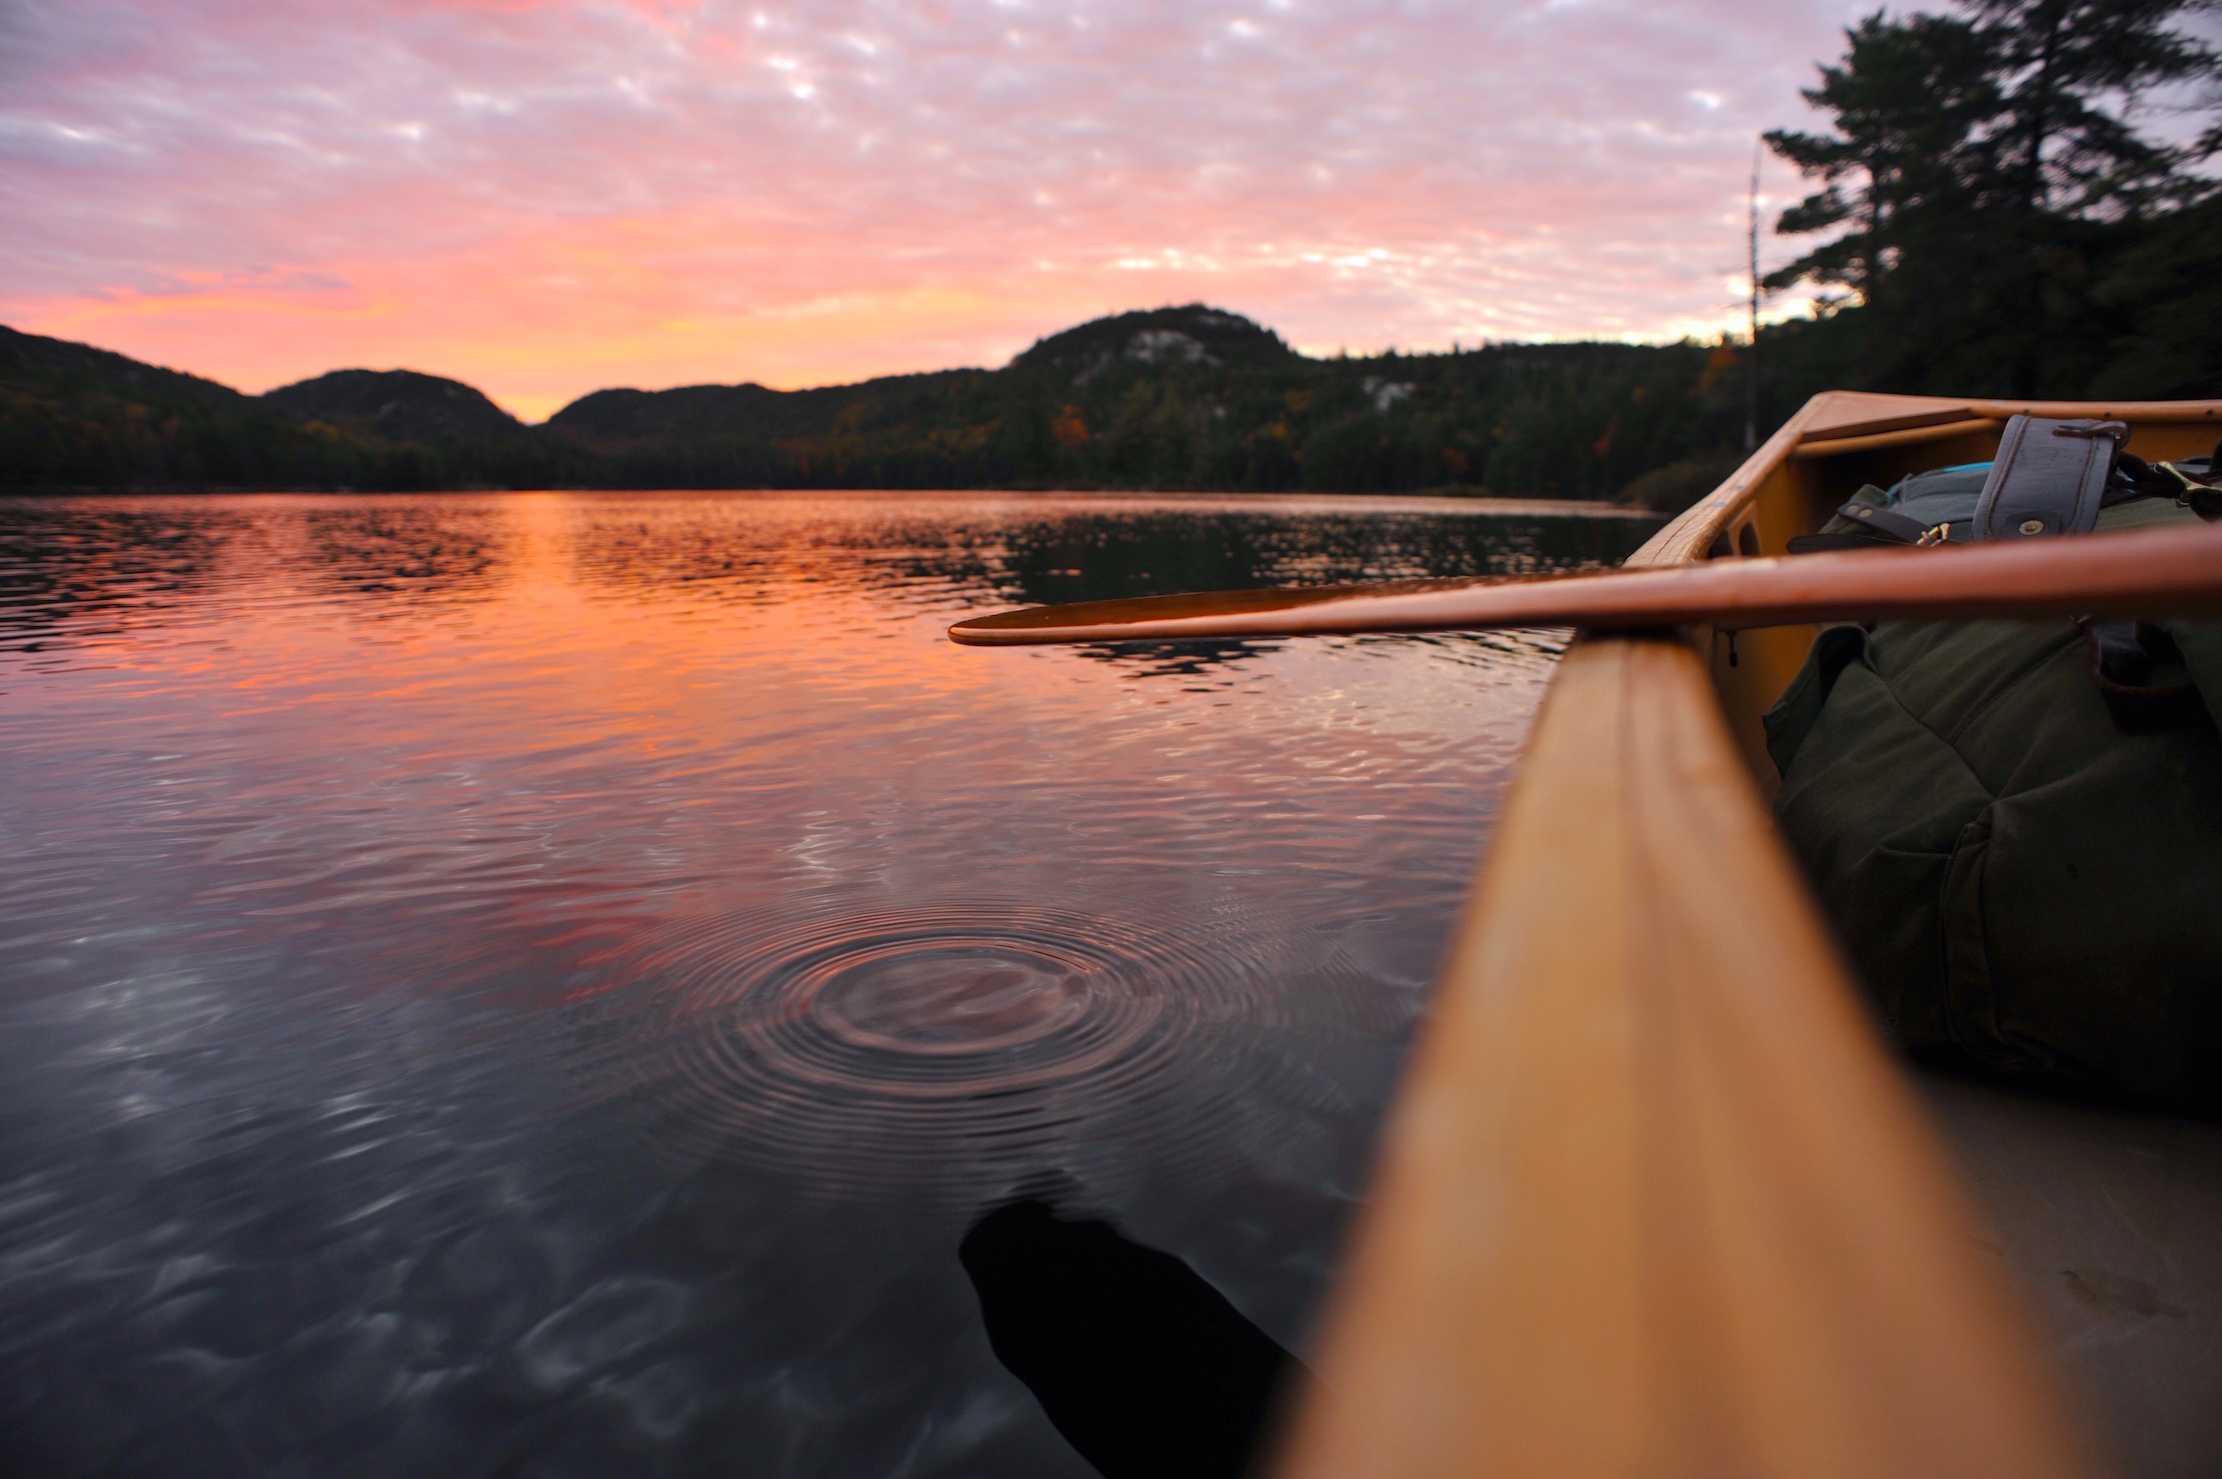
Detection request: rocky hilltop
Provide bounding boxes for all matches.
[1010,305,1297,383]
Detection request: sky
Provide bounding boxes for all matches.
[1,0,1878,420]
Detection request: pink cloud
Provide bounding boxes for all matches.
[1,0,1872,417]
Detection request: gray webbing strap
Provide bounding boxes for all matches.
[1972,415,2126,541]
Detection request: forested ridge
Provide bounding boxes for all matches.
[0,312,1765,505]
[5,0,2216,507]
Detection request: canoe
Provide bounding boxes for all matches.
[954,391,2222,1479]
[1274,393,2222,1479]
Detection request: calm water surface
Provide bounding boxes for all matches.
[0,492,1656,1478]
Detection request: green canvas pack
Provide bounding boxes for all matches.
[1764,499,2222,1114]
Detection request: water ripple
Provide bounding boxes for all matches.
[600,902,1395,1196]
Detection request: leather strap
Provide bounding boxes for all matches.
[1832,502,1933,544]
[1972,415,2125,540]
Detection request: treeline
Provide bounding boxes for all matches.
[0,310,1761,506]
[4,0,2215,506]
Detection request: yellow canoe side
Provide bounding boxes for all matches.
[1272,393,2222,1479]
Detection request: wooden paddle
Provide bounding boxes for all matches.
[949,520,2222,646]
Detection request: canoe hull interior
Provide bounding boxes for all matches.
[1650,398,2222,1479]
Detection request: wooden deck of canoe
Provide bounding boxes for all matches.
[1271,393,2222,1479]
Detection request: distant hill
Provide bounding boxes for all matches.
[543,307,1296,449]
[0,306,1763,500]
[0,326,568,491]
[548,382,800,442]
[0,324,309,489]
[549,369,989,444]
[261,369,525,444]
[0,325,248,414]
[1010,304,1297,383]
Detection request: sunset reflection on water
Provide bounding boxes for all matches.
[0,491,1654,1478]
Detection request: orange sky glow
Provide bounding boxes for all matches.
[4,0,1868,420]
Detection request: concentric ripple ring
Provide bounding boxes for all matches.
[601,901,1386,1195]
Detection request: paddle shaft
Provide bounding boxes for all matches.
[948,521,2222,645]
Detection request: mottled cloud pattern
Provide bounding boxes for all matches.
[2,0,1866,417]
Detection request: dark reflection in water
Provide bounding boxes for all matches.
[0,491,1658,1478]
[556,494,1634,594]
[299,505,512,606]
[0,504,244,650]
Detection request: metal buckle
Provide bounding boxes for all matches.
[2156,461,2221,506]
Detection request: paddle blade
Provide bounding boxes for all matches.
[948,522,2222,646]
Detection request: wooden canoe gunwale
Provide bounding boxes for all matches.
[1272,392,2222,1479]
[1641,391,2222,570]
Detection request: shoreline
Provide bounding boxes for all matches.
[0,486,1669,518]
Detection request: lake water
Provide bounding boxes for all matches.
[0,491,1656,1478]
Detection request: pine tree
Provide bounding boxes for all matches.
[1765,0,2221,395]
[1764,13,2002,304]
[1968,0,2219,218]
